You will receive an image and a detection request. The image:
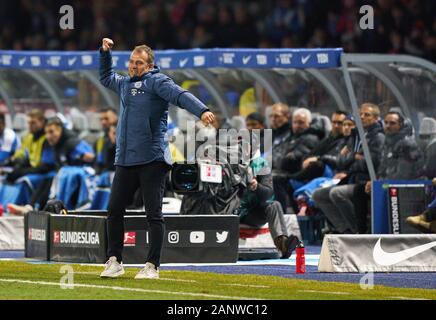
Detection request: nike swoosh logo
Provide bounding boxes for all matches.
[179,58,188,67]
[373,238,436,266]
[301,55,311,64]
[19,58,26,65]
[68,57,77,66]
[242,56,251,64]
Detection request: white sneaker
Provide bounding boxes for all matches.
[134,262,159,279]
[100,256,125,278]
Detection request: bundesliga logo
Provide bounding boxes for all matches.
[53,231,100,245]
[28,228,46,242]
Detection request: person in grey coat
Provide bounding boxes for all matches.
[376,112,423,180]
[98,38,215,279]
[272,108,321,214]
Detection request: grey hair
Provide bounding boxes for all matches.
[293,108,312,123]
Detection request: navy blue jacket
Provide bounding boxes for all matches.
[99,48,209,166]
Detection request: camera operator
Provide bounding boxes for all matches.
[237,134,302,258]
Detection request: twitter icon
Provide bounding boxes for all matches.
[216,231,228,243]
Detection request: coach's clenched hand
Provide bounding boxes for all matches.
[102,38,114,51]
[201,111,215,127]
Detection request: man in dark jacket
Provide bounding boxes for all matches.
[376,112,423,180]
[98,38,215,279]
[272,108,321,214]
[279,108,321,174]
[269,103,292,171]
[313,103,385,234]
[288,110,347,182]
[246,112,267,155]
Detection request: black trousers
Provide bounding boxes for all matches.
[107,161,171,266]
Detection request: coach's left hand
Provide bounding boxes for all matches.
[201,111,215,127]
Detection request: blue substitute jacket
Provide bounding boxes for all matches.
[99,48,209,166]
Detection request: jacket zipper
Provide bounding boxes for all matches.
[123,89,130,164]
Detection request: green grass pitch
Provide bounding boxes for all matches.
[0,261,435,300]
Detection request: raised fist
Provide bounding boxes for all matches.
[102,38,114,51]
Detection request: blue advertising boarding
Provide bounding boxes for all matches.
[0,48,343,70]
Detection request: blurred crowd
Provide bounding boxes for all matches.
[0,0,434,61]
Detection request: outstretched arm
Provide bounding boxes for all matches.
[153,75,215,126]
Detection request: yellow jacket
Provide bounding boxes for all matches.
[14,132,46,167]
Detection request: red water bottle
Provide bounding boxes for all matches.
[296,241,306,274]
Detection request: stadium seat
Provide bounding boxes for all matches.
[12,113,28,138]
[230,116,246,130]
[4,114,12,130]
[419,117,436,136]
[83,111,103,146]
[68,108,89,140]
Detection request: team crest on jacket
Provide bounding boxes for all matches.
[134,81,142,88]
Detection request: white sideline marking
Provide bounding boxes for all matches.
[0,278,262,300]
[71,272,99,275]
[388,296,430,301]
[78,255,321,268]
[219,283,270,288]
[298,290,350,295]
[158,277,197,283]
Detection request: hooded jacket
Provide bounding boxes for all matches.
[99,48,209,166]
[279,127,321,174]
[52,129,94,168]
[338,121,385,184]
[377,121,423,179]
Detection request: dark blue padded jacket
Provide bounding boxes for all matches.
[99,48,209,166]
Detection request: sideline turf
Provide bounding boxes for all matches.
[0,261,435,300]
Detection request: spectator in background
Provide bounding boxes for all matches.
[418,117,436,179]
[375,112,423,180]
[2,110,56,215]
[246,111,266,131]
[282,108,322,174]
[5,109,54,182]
[269,103,292,173]
[290,111,347,182]
[351,111,424,233]
[312,103,385,234]
[7,117,95,215]
[232,3,258,47]
[407,177,436,233]
[0,1,435,62]
[273,108,321,214]
[214,5,236,47]
[95,107,118,174]
[245,112,267,155]
[275,111,347,215]
[0,113,20,166]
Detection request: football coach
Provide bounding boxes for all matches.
[99,38,215,279]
